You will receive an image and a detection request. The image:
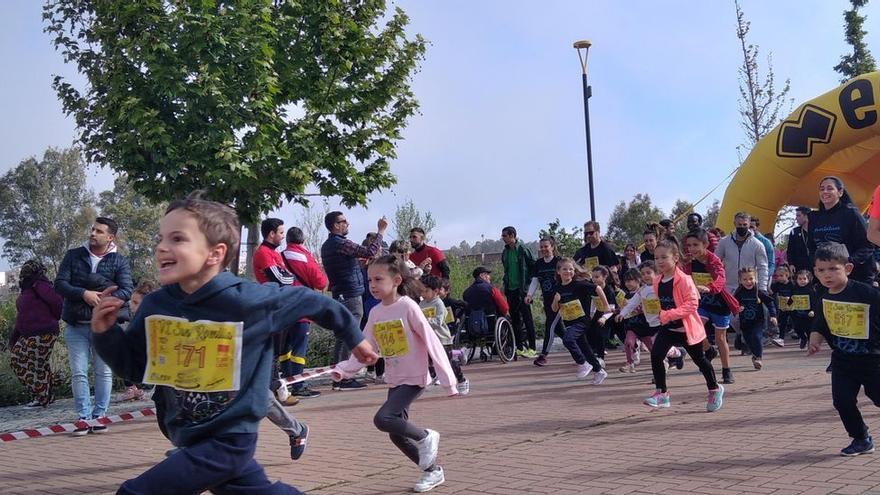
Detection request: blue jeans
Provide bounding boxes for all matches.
[561,321,602,370]
[65,322,113,419]
[741,324,765,359]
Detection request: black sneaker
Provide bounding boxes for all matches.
[290,424,309,460]
[841,436,874,456]
[291,385,322,399]
[670,349,685,370]
[721,368,735,384]
[705,345,719,362]
[333,379,367,391]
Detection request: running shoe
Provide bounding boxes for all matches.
[416,429,440,470]
[752,356,763,370]
[121,385,145,401]
[289,424,309,460]
[643,391,670,408]
[619,363,636,373]
[456,378,470,396]
[592,369,608,385]
[71,418,90,437]
[770,338,784,348]
[841,436,874,457]
[23,400,42,409]
[706,384,724,412]
[722,368,735,384]
[522,348,538,358]
[414,466,445,492]
[633,348,641,366]
[533,354,548,367]
[704,345,719,362]
[575,363,592,379]
[670,353,685,370]
[291,384,321,399]
[333,379,367,391]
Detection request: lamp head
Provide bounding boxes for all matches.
[573,40,592,50]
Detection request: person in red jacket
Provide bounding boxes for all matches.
[279,226,328,399]
[408,227,451,279]
[253,218,296,286]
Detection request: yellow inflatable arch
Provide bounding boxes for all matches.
[718,71,880,233]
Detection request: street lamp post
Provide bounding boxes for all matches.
[574,40,596,222]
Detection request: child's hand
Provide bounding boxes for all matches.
[90,287,123,334]
[808,311,815,317]
[598,316,607,327]
[769,317,778,327]
[614,314,624,323]
[697,285,709,294]
[351,340,379,366]
[807,333,824,356]
[524,295,533,305]
[553,293,561,304]
[807,342,821,356]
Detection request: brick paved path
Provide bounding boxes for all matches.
[3,345,880,494]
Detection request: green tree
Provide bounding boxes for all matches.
[45,1,427,270]
[704,199,721,229]
[0,148,95,275]
[538,219,583,257]
[605,194,664,248]
[670,199,694,240]
[393,199,436,242]
[834,0,877,81]
[735,0,792,151]
[98,175,167,283]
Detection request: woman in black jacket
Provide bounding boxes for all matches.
[809,176,877,283]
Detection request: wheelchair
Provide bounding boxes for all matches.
[454,309,516,364]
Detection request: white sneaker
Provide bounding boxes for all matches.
[276,384,290,402]
[771,338,784,348]
[414,466,445,493]
[416,429,440,470]
[575,363,592,379]
[456,378,470,395]
[592,369,608,385]
[633,348,641,366]
[597,358,606,368]
[364,370,377,383]
[618,363,635,373]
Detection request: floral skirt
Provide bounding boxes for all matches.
[10,334,57,406]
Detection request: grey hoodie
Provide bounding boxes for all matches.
[715,232,769,292]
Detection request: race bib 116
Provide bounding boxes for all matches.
[374,319,410,358]
[144,315,243,392]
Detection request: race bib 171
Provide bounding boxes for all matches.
[374,319,410,357]
[823,300,870,340]
[144,315,243,392]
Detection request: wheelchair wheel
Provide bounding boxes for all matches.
[494,317,516,363]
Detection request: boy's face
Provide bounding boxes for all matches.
[130,293,143,314]
[773,270,789,283]
[814,259,852,290]
[156,209,228,293]
[421,286,438,300]
[438,286,448,298]
[640,268,655,285]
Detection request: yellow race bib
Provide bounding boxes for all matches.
[691,272,712,287]
[560,299,587,320]
[790,295,811,311]
[592,295,610,313]
[777,295,793,311]
[615,290,628,309]
[374,319,410,357]
[824,300,870,339]
[422,306,437,319]
[144,315,243,392]
[643,297,661,315]
[583,256,600,270]
[444,306,454,324]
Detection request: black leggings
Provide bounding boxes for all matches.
[651,328,718,393]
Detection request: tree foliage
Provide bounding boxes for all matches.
[98,174,167,283]
[393,199,435,242]
[606,194,664,248]
[704,199,721,230]
[734,0,792,150]
[44,0,427,224]
[834,0,877,81]
[294,202,330,262]
[539,219,583,257]
[0,148,95,275]
[669,199,694,240]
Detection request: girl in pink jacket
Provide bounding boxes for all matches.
[333,255,457,493]
[644,240,725,412]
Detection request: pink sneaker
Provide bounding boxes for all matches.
[121,385,144,401]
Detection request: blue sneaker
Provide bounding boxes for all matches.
[841,436,874,457]
[706,385,724,412]
[643,391,670,408]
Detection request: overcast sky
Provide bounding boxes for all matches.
[2,1,878,269]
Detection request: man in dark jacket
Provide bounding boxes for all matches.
[501,226,538,357]
[787,206,812,273]
[55,217,133,434]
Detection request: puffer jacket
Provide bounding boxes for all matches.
[55,246,133,324]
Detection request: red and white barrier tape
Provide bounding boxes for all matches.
[0,407,157,443]
[2,366,341,443]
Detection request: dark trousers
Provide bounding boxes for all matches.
[279,321,310,379]
[741,324,765,359]
[118,433,301,494]
[777,312,791,338]
[651,328,718,394]
[506,288,536,350]
[831,356,880,440]
[791,315,813,342]
[540,302,565,355]
[374,385,429,466]
[587,314,609,359]
[561,321,602,371]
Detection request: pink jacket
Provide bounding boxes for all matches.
[333,296,458,395]
[652,268,706,346]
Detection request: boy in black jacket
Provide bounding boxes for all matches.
[90,196,378,494]
[809,242,880,457]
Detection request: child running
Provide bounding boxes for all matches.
[644,240,724,412]
[733,267,778,370]
[529,236,563,367]
[89,195,374,494]
[588,265,617,365]
[333,255,458,493]
[552,257,609,383]
[808,242,880,456]
[790,269,817,349]
[683,229,741,384]
[770,266,795,343]
[616,268,650,372]
[420,275,470,395]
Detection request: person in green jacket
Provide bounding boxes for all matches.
[501,226,538,358]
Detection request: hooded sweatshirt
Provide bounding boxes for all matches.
[94,272,363,447]
[809,201,877,282]
[715,232,769,293]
